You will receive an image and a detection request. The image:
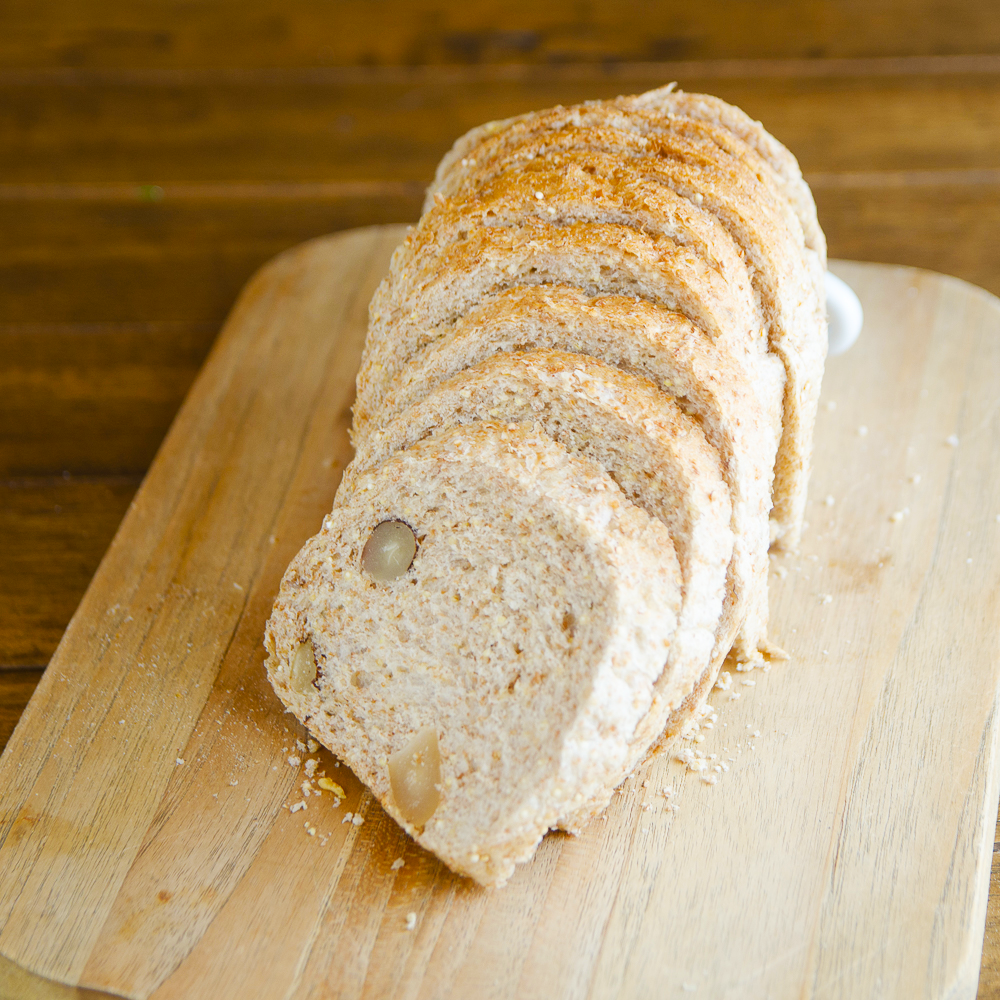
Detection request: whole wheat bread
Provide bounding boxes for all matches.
[264,86,827,887]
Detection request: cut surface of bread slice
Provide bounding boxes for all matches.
[265,422,683,887]
[355,285,776,663]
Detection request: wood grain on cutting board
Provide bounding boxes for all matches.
[1,226,999,1000]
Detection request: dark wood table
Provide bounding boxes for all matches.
[3,2,1000,995]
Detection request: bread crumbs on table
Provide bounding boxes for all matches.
[318,777,346,798]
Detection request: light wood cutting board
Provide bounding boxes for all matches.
[2,225,1000,1000]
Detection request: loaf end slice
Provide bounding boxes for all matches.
[265,422,683,886]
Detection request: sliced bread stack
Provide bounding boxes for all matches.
[265,85,827,887]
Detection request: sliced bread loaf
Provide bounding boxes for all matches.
[265,87,828,887]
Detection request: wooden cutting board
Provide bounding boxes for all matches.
[2,225,1000,1000]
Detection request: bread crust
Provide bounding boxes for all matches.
[421,106,826,548]
[618,87,826,263]
[429,86,825,264]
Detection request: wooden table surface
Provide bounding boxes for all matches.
[2,2,1000,995]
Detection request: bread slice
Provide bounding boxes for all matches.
[420,109,825,549]
[265,422,683,887]
[353,284,777,664]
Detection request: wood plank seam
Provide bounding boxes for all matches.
[0,322,216,335]
[2,474,145,489]
[4,54,1000,87]
[0,182,426,202]
[808,170,1000,189]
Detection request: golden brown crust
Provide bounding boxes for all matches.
[421,103,826,548]
[429,86,825,264]
[617,87,826,263]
